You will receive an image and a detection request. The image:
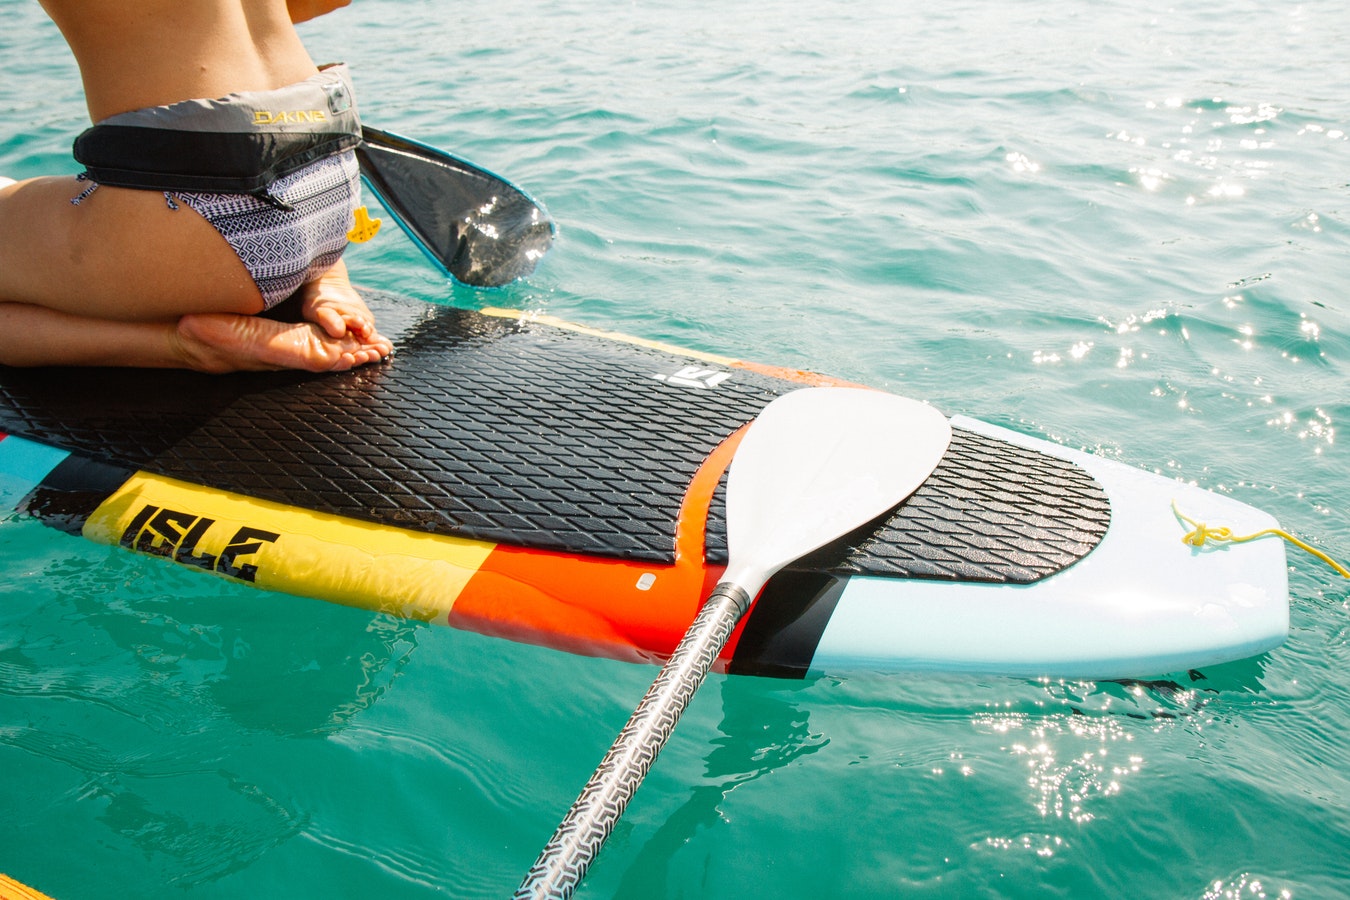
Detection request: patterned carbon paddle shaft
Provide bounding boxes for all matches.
[515,582,753,900]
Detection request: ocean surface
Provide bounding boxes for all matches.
[3,0,1350,896]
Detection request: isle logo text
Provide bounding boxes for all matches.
[120,504,280,584]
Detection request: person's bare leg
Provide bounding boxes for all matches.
[0,176,263,319]
[174,312,390,373]
[0,176,391,370]
[0,301,390,371]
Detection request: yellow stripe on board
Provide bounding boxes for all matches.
[83,472,497,623]
[480,307,741,365]
[0,873,57,900]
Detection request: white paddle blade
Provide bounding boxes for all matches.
[723,387,952,588]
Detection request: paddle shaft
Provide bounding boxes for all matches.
[515,387,954,898]
[514,582,753,900]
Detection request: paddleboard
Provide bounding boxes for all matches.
[0,289,1289,679]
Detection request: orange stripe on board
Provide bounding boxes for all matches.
[730,359,864,388]
[451,426,750,666]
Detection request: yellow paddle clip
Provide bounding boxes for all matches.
[347,205,382,243]
[1173,501,1350,578]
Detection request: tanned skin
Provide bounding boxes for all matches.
[0,0,393,372]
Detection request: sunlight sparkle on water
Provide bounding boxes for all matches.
[1006,151,1041,173]
[1202,874,1294,900]
[982,834,1065,859]
[931,750,976,778]
[1226,103,1282,125]
[1103,307,1173,335]
[1295,212,1321,233]
[1028,342,1096,366]
[1132,166,1169,191]
[1298,123,1348,141]
[974,709,1140,826]
[1266,407,1335,454]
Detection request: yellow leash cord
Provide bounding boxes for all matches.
[1173,501,1350,579]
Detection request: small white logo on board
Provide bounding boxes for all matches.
[653,366,732,390]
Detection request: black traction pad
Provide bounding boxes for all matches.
[0,290,1110,583]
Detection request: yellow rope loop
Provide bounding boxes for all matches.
[1172,501,1350,579]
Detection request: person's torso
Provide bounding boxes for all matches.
[39,0,318,121]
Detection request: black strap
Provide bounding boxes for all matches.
[73,125,362,195]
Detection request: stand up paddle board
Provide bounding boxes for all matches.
[0,289,1289,679]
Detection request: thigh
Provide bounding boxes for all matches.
[0,176,265,320]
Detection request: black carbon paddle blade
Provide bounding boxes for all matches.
[357,126,555,287]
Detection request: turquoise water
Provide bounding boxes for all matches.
[3,0,1350,896]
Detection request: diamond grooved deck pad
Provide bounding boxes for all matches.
[706,427,1113,583]
[0,290,1110,581]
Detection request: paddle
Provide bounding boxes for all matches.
[513,386,953,900]
[356,127,555,288]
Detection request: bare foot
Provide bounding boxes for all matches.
[174,312,393,373]
[297,260,383,343]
